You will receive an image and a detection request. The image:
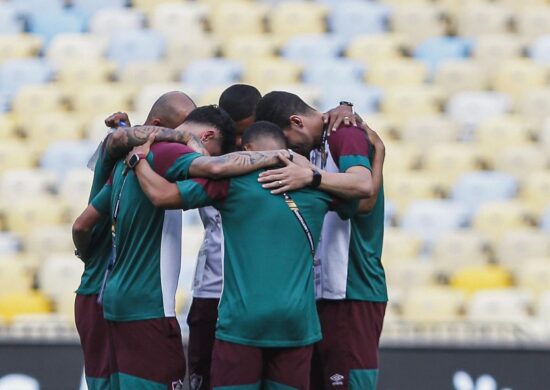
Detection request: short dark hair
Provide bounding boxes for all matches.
[219,84,262,122]
[184,105,236,154]
[241,121,287,148]
[255,91,314,129]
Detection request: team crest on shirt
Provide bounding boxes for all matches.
[330,373,344,386]
[189,374,203,390]
[172,379,185,390]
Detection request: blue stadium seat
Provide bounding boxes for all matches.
[0,59,53,98]
[319,84,382,114]
[385,200,396,227]
[281,34,345,62]
[40,140,97,178]
[452,171,519,211]
[181,59,242,91]
[303,59,365,87]
[0,4,25,33]
[71,0,127,19]
[542,207,550,232]
[8,0,65,15]
[414,37,472,75]
[107,30,165,68]
[326,1,390,36]
[530,35,550,65]
[28,10,86,44]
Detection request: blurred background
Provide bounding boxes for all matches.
[0,0,550,388]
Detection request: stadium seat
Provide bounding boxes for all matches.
[131,0,176,14]
[303,59,364,89]
[467,289,532,322]
[383,142,422,173]
[434,59,488,95]
[401,287,465,322]
[242,58,302,92]
[40,140,97,177]
[133,83,198,115]
[543,207,550,232]
[0,34,42,64]
[493,145,547,177]
[318,84,381,114]
[119,61,176,85]
[432,231,489,272]
[381,86,440,125]
[495,229,550,269]
[0,4,25,34]
[266,83,321,111]
[71,84,132,118]
[414,36,471,74]
[25,225,74,260]
[28,10,86,44]
[472,34,523,71]
[446,92,512,133]
[89,7,145,36]
[223,35,277,61]
[346,34,404,63]
[0,291,51,321]
[492,59,548,98]
[12,85,65,117]
[327,1,390,37]
[210,2,269,39]
[520,88,550,130]
[475,116,534,158]
[59,169,93,202]
[452,171,518,211]
[181,59,242,92]
[107,30,165,68]
[0,141,37,174]
[530,36,550,65]
[516,6,550,41]
[38,254,83,301]
[4,196,66,235]
[0,58,53,98]
[282,34,345,62]
[517,259,550,294]
[165,33,219,69]
[391,4,448,49]
[521,171,550,213]
[0,169,57,202]
[385,261,436,291]
[9,313,74,339]
[20,113,86,152]
[361,114,398,143]
[384,172,440,213]
[46,33,106,64]
[536,290,550,321]
[0,232,21,257]
[400,116,457,146]
[473,200,535,240]
[382,228,423,264]
[150,3,207,37]
[269,2,328,40]
[71,0,126,19]
[401,200,471,243]
[9,0,65,15]
[55,59,116,86]
[451,264,512,293]
[367,59,428,88]
[0,259,33,295]
[457,4,513,38]
[0,114,18,141]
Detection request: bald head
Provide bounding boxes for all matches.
[145,91,196,128]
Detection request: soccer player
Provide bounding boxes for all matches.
[126,121,356,390]
[256,91,387,390]
[219,84,262,147]
[73,107,293,389]
[73,91,196,390]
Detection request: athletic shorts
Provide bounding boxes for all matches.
[311,300,387,390]
[211,339,313,390]
[107,317,186,390]
[186,297,220,390]
[74,294,111,390]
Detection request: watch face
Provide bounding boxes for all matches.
[129,154,139,168]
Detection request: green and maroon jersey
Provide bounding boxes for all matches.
[92,142,201,321]
[311,126,387,302]
[176,172,354,348]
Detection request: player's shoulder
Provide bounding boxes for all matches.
[328,125,367,144]
[151,141,195,156]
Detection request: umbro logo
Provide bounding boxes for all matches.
[330,373,344,386]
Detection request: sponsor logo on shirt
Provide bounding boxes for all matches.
[330,373,344,386]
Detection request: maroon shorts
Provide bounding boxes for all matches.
[107,317,186,388]
[311,300,386,390]
[186,297,219,390]
[74,294,111,379]
[211,339,313,390]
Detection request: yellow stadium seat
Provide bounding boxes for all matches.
[361,114,398,142]
[467,288,532,322]
[56,60,116,85]
[472,34,523,71]
[493,145,548,177]
[25,225,74,260]
[46,33,105,64]
[381,87,440,126]
[384,172,441,213]
[520,88,550,130]
[71,84,133,119]
[400,116,458,146]
[401,287,465,321]
[451,264,512,294]
[517,259,550,294]
[521,171,550,213]
[150,2,208,36]
[242,58,302,92]
[385,261,436,291]
[131,0,176,14]
[473,200,535,240]
[18,113,85,152]
[382,142,422,173]
[367,59,428,88]
[269,2,328,40]
[223,35,278,61]
[434,60,488,95]
[0,259,33,296]
[495,229,550,269]
[118,61,176,85]
[476,115,533,153]
[457,4,513,37]
[12,85,66,116]
[55,291,77,320]
[9,313,74,339]
[537,290,550,321]
[134,83,199,114]
[0,114,19,140]
[0,291,51,322]
[541,121,550,153]
[0,141,37,174]
[516,6,550,41]
[38,254,84,301]
[4,196,66,235]
[432,231,490,273]
[65,194,90,224]
[499,0,548,10]
[210,2,268,40]
[0,169,57,203]
[391,4,448,48]
[269,83,321,109]
[382,228,423,264]
[59,169,93,202]
[165,33,219,69]
[196,86,233,107]
[0,34,42,64]
[492,59,548,98]
[346,34,404,63]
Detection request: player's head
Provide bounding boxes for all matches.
[145,91,196,128]
[219,84,262,147]
[181,105,236,156]
[255,91,323,156]
[241,121,287,152]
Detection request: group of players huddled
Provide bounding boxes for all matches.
[72,84,387,390]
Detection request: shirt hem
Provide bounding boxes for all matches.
[103,311,166,322]
[216,332,321,348]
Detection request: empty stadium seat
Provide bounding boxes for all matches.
[414,36,471,74]
[0,169,57,202]
[318,84,381,114]
[381,86,440,124]
[495,229,550,269]
[492,59,548,98]
[56,60,116,86]
[530,36,550,65]
[434,59,488,95]
[536,290,550,321]
[0,291,51,321]
[383,142,422,173]
[40,140,97,177]
[381,228,423,264]
[223,35,277,61]
[472,34,523,71]
[493,145,548,177]
[71,0,127,19]
[432,230,489,272]
[89,7,145,36]
[59,169,93,202]
[165,33,219,69]
[473,200,535,240]
[0,259,33,296]
[0,34,42,64]
[401,287,465,322]
[269,2,328,40]
[346,34,404,63]
[20,113,86,152]
[210,2,269,39]
[521,171,550,213]
[367,59,428,88]
[327,1,390,37]
[181,59,242,92]
[119,61,176,85]
[543,207,550,232]
[242,58,302,92]
[303,59,365,89]
[452,171,518,211]
[0,114,18,141]
[46,33,106,64]
[282,34,345,62]
[385,261,436,291]
[516,6,550,41]
[457,4,513,38]
[0,141,37,174]
[150,3,207,37]
[28,10,86,44]
[0,58,53,97]
[131,0,176,14]
[4,196,66,235]
[446,92,512,134]
[107,30,165,68]
[133,83,198,114]
[451,264,512,293]
[401,200,471,243]
[71,84,132,118]
[516,259,550,294]
[475,116,534,158]
[25,225,74,260]
[400,116,457,145]
[467,289,532,322]
[520,88,550,129]
[38,254,83,301]
[391,4,448,49]
[267,83,321,110]
[0,4,25,34]
[384,172,440,213]
[0,232,21,257]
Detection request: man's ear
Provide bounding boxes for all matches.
[200,129,216,143]
[151,118,162,126]
[243,143,252,151]
[289,115,303,128]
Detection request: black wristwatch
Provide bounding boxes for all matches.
[310,169,322,188]
[339,101,354,107]
[127,153,146,170]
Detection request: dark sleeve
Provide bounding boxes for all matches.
[327,126,372,173]
[150,142,202,181]
[90,183,112,216]
[176,178,230,210]
[329,196,359,220]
